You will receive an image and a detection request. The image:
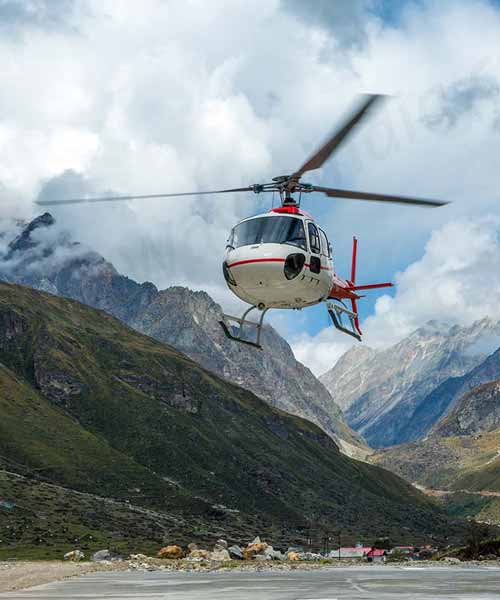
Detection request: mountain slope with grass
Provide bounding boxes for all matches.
[0,282,462,556]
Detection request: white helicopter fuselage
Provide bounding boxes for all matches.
[223,207,333,309]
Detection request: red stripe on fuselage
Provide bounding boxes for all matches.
[227,258,286,268]
[227,257,331,271]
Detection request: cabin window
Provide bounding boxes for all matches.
[319,229,331,258]
[308,222,321,254]
[232,217,307,250]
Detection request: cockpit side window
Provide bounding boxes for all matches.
[308,222,321,254]
[319,229,331,258]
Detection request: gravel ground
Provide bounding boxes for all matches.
[2,559,500,594]
[0,561,129,593]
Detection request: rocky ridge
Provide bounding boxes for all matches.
[320,320,500,447]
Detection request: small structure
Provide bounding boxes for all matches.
[330,546,372,560]
[391,546,415,559]
[367,549,386,563]
[414,545,436,560]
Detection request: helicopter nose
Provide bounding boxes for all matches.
[222,261,237,286]
[225,257,293,294]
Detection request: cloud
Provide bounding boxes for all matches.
[282,0,376,47]
[2,0,500,373]
[364,217,500,342]
[0,0,76,32]
[293,216,500,375]
[423,74,500,130]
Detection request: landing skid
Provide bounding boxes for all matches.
[327,301,361,341]
[219,305,270,349]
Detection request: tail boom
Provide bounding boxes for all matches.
[328,237,393,338]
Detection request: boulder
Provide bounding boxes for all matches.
[264,546,285,561]
[128,555,162,571]
[209,549,231,562]
[187,543,198,552]
[287,551,300,561]
[215,538,228,549]
[187,548,210,562]
[92,549,111,562]
[64,550,85,561]
[243,541,268,560]
[255,553,272,561]
[441,556,461,563]
[157,545,185,559]
[228,545,244,560]
[303,552,322,561]
[129,553,148,561]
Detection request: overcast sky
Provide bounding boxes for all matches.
[2,0,500,375]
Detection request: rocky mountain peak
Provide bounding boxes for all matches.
[321,318,500,448]
[6,212,55,257]
[411,320,452,338]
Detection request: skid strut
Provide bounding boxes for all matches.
[327,301,361,341]
[219,305,269,349]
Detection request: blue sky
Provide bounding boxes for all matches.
[2,0,500,373]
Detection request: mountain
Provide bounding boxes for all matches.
[372,360,500,524]
[319,345,375,413]
[0,213,364,456]
[372,428,500,524]
[430,348,500,437]
[0,281,458,558]
[435,379,500,438]
[320,320,500,447]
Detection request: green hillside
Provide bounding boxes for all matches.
[0,282,463,556]
[374,431,500,491]
[372,429,500,524]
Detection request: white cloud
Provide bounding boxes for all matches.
[365,217,500,341]
[293,216,500,375]
[2,0,500,372]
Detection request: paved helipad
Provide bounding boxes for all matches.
[2,566,500,599]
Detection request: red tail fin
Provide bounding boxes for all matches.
[349,237,361,334]
[348,236,393,336]
[350,236,357,285]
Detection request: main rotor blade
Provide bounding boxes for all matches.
[313,186,448,207]
[36,187,255,206]
[292,94,385,180]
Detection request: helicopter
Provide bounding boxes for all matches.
[38,94,448,348]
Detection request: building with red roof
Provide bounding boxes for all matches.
[367,549,387,563]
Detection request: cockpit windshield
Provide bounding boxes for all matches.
[230,216,307,250]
